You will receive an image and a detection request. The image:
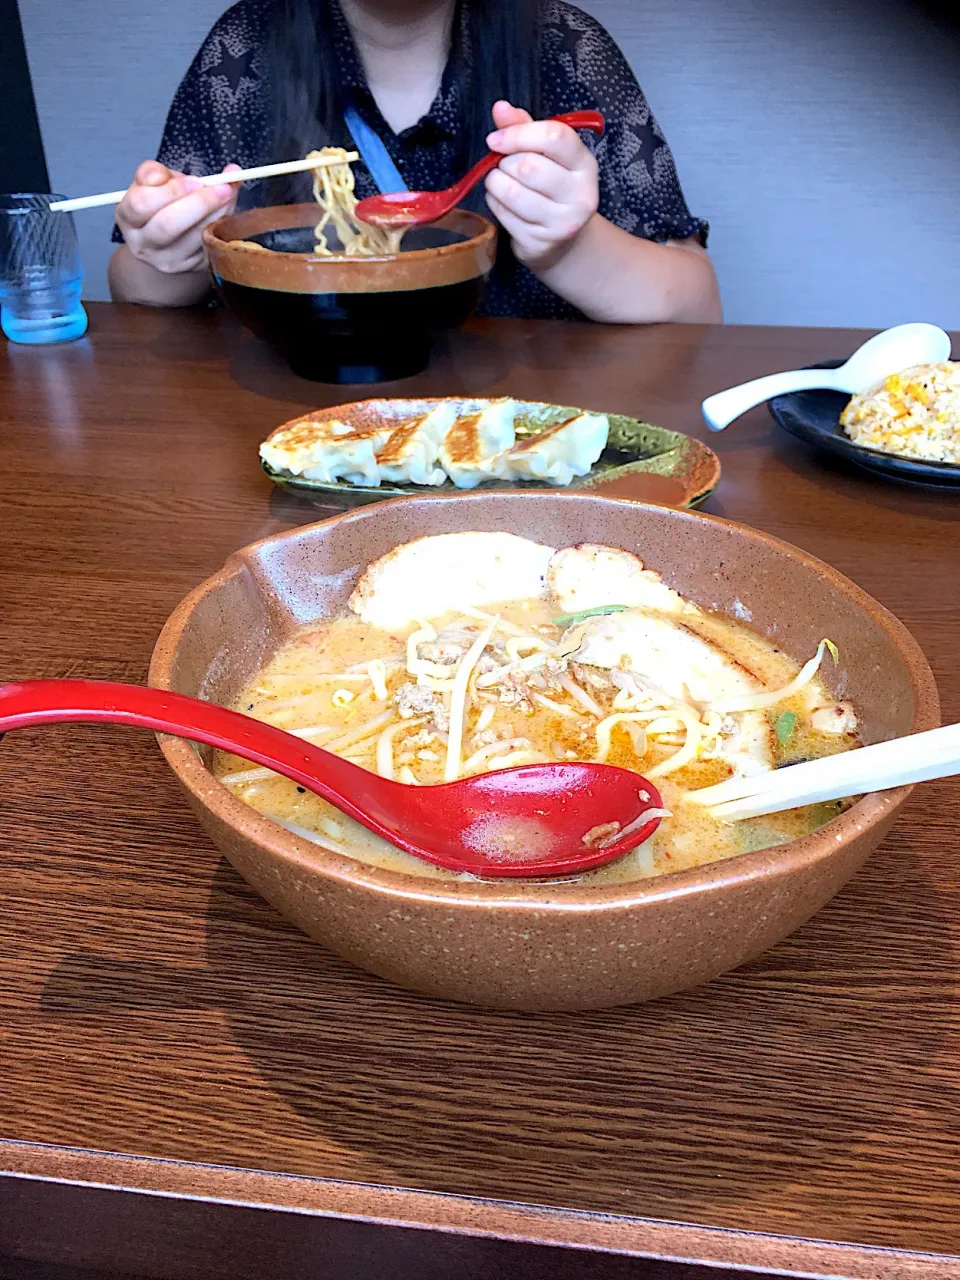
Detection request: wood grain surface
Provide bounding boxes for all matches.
[0,307,958,1279]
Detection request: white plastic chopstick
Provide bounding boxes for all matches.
[686,721,960,822]
[48,153,360,213]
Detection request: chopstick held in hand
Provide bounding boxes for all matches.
[49,153,360,214]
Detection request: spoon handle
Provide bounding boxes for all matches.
[0,678,384,830]
[448,110,606,206]
[688,721,960,822]
[702,367,844,431]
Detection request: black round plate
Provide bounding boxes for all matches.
[769,359,960,489]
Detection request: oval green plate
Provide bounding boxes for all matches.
[261,397,721,508]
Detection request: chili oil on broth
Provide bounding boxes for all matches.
[214,598,859,887]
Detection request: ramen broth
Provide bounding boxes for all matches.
[215,599,859,885]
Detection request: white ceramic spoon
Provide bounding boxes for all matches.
[701,323,952,432]
[686,721,960,822]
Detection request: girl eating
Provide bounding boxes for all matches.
[110,0,721,324]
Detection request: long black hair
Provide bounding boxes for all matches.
[263,0,542,202]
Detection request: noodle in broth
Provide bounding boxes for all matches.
[227,148,406,258]
[215,599,861,886]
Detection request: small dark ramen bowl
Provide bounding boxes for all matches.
[203,204,497,384]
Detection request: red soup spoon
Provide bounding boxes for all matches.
[0,679,663,880]
[355,110,605,232]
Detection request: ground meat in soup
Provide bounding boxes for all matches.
[215,595,860,886]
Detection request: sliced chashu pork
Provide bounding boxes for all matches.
[564,608,774,775]
[548,544,689,617]
[349,531,554,631]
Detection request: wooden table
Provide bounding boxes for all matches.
[1,306,958,1280]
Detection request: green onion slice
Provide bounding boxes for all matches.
[554,604,630,628]
[775,710,799,744]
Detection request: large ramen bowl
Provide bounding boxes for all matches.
[149,494,938,1012]
[203,204,496,384]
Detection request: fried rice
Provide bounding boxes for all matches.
[840,361,960,465]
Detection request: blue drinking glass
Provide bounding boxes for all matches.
[0,194,88,345]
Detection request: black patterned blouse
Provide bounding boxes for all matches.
[118,0,708,319]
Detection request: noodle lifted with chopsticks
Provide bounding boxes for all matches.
[307,148,405,257]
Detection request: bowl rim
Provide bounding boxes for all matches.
[149,492,941,912]
[202,203,497,267]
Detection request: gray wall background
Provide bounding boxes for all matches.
[19,0,960,327]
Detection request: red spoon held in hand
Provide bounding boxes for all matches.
[0,680,663,880]
[355,110,605,232]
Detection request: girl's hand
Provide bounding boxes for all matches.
[484,101,600,272]
[115,160,241,276]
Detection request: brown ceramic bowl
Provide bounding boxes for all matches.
[149,494,939,1012]
[203,204,497,384]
